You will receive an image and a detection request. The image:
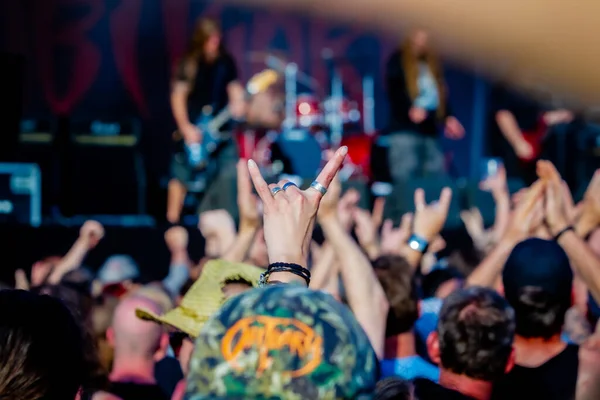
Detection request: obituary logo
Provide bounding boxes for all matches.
[221,316,322,377]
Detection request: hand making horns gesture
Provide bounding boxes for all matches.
[246,146,348,268]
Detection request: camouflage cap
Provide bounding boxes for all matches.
[185,284,379,399]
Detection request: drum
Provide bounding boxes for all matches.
[339,133,375,180]
[322,97,361,125]
[295,94,324,128]
[235,127,287,179]
[274,128,329,178]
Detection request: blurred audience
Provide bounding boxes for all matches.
[4,145,600,400]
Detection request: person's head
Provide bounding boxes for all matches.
[428,286,515,382]
[190,17,223,61]
[0,290,88,399]
[34,283,94,324]
[97,255,140,287]
[502,238,573,339]
[62,267,95,295]
[407,28,430,56]
[375,377,414,400]
[373,255,419,337]
[186,285,379,398]
[107,296,168,361]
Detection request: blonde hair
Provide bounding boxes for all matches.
[400,35,447,118]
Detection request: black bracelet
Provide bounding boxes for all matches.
[259,263,311,287]
[554,225,574,242]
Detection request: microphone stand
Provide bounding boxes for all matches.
[283,63,298,131]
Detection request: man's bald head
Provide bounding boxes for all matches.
[110,296,164,358]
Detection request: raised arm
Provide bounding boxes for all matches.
[545,176,600,302]
[48,220,104,284]
[222,160,261,262]
[317,176,388,358]
[467,180,545,287]
[162,226,191,298]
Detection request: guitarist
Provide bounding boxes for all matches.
[489,82,574,185]
[168,17,246,224]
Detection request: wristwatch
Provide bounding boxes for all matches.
[407,234,429,254]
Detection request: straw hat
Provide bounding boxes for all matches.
[135,260,263,337]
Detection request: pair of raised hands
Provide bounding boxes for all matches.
[505,160,600,243]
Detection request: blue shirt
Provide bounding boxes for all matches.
[381,355,440,382]
[413,62,440,111]
[415,297,443,345]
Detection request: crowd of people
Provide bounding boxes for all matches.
[3,145,600,400]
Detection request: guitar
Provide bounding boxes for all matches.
[175,69,279,170]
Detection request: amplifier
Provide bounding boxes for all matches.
[0,163,41,226]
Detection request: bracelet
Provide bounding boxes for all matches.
[553,225,574,242]
[407,234,429,254]
[259,262,311,287]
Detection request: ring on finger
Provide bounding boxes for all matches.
[271,186,283,196]
[282,182,298,191]
[310,181,327,196]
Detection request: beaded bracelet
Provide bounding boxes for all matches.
[259,262,311,287]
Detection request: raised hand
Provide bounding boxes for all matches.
[164,226,189,253]
[579,170,600,229]
[14,269,30,291]
[380,213,413,256]
[247,146,348,268]
[561,180,582,223]
[236,160,261,229]
[505,180,546,242]
[371,197,386,229]
[198,209,235,238]
[544,177,570,235]
[353,207,380,258]
[460,207,485,239]
[536,159,562,183]
[479,164,507,196]
[338,189,361,231]
[412,187,452,241]
[79,220,104,249]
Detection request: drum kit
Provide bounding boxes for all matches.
[237,53,377,182]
